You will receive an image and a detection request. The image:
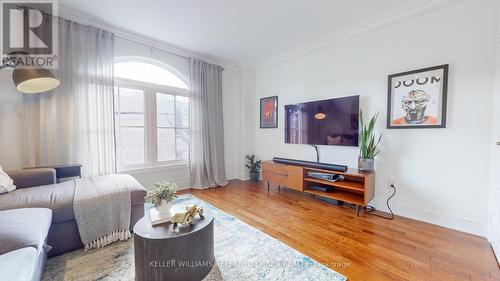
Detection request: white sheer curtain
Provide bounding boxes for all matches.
[189,58,228,188]
[23,18,115,176]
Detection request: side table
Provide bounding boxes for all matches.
[26,164,82,183]
[133,207,214,281]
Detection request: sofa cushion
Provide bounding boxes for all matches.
[0,181,75,223]
[8,168,56,189]
[0,208,52,255]
[0,247,37,281]
[0,166,16,194]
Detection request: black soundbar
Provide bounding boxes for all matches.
[272,157,348,172]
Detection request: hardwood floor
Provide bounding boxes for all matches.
[188,180,500,281]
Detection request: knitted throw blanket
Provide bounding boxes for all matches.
[73,174,132,250]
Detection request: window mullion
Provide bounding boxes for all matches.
[174,95,178,161]
[115,87,121,167]
[151,90,158,165]
[146,88,156,167]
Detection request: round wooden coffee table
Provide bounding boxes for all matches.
[133,207,214,281]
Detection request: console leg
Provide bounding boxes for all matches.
[355,205,360,217]
[267,182,270,193]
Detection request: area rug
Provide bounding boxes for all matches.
[43,194,347,281]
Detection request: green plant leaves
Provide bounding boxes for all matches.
[245,154,262,173]
[145,182,179,207]
[359,109,381,160]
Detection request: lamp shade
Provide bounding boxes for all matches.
[314,106,326,120]
[12,67,60,94]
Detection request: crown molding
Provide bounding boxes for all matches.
[256,0,465,70]
[58,5,242,70]
[59,1,465,72]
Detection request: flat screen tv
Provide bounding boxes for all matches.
[284,95,359,146]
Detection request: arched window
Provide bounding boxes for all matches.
[114,58,189,170]
[115,61,188,89]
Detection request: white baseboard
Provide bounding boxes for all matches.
[233,173,250,181]
[175,181,191,190]
[491,241,500,266]
[387,202,488,237]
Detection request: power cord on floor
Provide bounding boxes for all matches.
[365,183,396,220]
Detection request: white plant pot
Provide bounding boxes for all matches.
[150,200,174,225]
[153,200,173,217]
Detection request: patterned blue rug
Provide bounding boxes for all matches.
[171,194,346,281]
[44,194,346,281]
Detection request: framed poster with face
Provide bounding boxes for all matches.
[260,96,278,128]
[387,64,448,129]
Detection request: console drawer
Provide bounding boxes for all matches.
[262,162,303,191]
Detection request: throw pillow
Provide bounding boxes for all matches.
[327,135,342,145]
[0,166,16,194]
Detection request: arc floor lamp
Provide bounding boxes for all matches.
[1,52,60,94]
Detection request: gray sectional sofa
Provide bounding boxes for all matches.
[0,208,52,281]
[0,168,147,281]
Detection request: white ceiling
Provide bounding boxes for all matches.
[60,0,431,66]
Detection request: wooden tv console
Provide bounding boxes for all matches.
[262,160,374,216]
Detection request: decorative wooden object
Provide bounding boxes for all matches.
[262,160,374,216]
[171,205,204,226]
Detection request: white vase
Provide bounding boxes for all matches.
[153,200,173,217]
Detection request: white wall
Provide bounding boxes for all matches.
[253,0,498,236]
[223,68,249,180]
[223,68,256,180]
[488,30,500,263]
[240,70,257,179]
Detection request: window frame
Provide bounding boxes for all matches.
[114,56,189,89]
[114,85,147,170]
[115,77,189,172]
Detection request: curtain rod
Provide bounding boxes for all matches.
[115,35,226,70]
[115,35,191,61]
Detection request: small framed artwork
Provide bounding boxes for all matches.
[260,95,278,128]
[387,64,449,129]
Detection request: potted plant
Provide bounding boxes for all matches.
[245,155,262,182]
[359,109,381,171]
[145,182,178,214]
